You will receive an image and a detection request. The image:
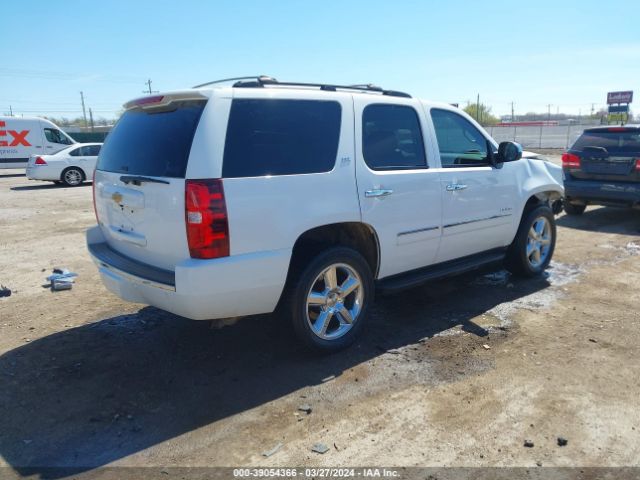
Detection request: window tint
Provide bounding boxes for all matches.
[431,109,490,167]
[98,100,206,178]
[222,99,341,178]
[86,145,101,156]
[44,128,73,145]
[362,104,426,170]
[573,131,640,153]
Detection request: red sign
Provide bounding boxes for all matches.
[0,120,31,147]
[607,91,633,104]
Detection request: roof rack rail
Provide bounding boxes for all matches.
[232,78,411,98]
[192,75,277,89]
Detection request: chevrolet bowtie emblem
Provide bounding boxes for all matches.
[112,192,123,204]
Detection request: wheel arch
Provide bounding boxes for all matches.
[287,222,381,279]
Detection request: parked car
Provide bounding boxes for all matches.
[562,126,640,215]
[87,77,563,352]
[0,116,76,169]
[26,143,102,186]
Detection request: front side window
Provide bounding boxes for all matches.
[223,99,342,178]
[362,104,427,170]
[431,109,490,167]
[44,128,73,145]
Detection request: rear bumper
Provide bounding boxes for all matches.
[86,226,291,320]
[26,166,54,180]
[564,178,640,206]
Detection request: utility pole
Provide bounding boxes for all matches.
[144,79,158,95]
[511,101,515,122]
[547,104,552,121]
[590,103,595,117]
[9,105,13,116]
[89,108,95,132]
[80,91,88,128]
[476,94,480,123]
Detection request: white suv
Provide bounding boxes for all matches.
[87,76,563,351]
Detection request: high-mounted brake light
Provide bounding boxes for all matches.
[185,179,229,259]
[607,127,627,132]
[34,156,47,165]
[131,95,165,107]
[562,153,581,168]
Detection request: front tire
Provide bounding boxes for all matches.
[61,167,85,187]
[505,205,556,277]
[288,247,374,352]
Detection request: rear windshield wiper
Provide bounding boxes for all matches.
[120,175,170,186]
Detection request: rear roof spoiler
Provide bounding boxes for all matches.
[123,91,207,110]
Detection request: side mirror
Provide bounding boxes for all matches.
[495,141,523,164]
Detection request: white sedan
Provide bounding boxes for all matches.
[26,143,102,186]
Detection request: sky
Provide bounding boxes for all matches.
[2,0,639,121]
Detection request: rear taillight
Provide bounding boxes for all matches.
[562,153,581,168]
[635,159,640,171]
[34,156,47,165]
[185,179,229,259]
[92,170,99,223]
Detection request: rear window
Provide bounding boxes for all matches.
[573,130,640,154]
[97,100,206,178]
[222,99,341,178]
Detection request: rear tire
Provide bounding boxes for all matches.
[287,247,374,352]
[505,205,556,277]
[563,201,586,216]
[61,167,85,187]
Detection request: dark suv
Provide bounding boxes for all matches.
[562,126,640,215]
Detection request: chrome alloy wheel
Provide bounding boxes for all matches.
[64,169,83,186]
[305,263,364,341]
[527,216,552,268]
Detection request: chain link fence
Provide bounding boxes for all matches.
[486,124,593,149]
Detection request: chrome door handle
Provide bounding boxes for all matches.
[446,183,468,191]
[365,188,394,198]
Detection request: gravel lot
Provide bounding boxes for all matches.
[1,159,639,475]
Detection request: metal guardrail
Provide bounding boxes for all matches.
[486,124,594,149]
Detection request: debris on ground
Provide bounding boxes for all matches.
[311,443,329,454]
[588,338,598,343]
[298,404,312,414]
[524,440,534,448]
[0,285,11,298]
[557,437,568,447]
[46,268,78,291]
[482,344,491,350]
[261,442,283,458]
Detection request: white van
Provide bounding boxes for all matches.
[0,116,76,169]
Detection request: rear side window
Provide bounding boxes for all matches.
[573,131,640,154]
[362,104,427,170]
[222,99,341,178]
[87,145,101,156]
[97,100,206,178]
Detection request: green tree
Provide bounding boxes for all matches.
[463,103,499,126]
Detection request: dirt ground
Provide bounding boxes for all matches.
[1,159,639,476]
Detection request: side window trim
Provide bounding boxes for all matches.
[362,103,428,171]
[430,108,492,168]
